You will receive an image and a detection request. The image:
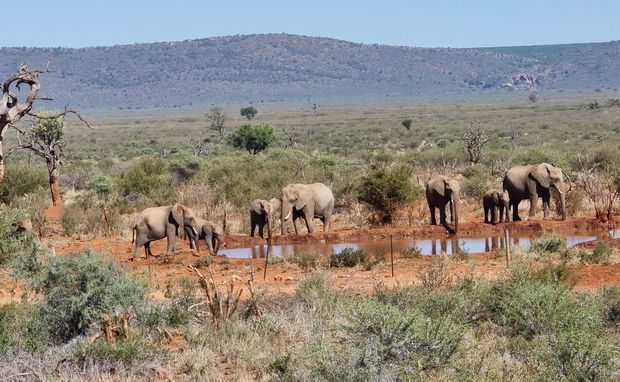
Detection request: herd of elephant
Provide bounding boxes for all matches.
[131,163,568,260]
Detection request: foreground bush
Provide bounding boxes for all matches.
[30,250,147,343]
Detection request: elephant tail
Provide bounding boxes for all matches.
[132,225,136,244]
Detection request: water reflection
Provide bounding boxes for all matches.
[218,230,617,259]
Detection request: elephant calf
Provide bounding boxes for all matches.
[185,217,224,256]
[482,189,510,224]
[132,203,199,260]
[250,198,280,238]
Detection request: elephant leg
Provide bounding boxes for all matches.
[166,225,177,255]
[250,221,256,237]
[258,222,265,239]
[512,200,521,221]
[293,217,302,235]
[542,194,551,220]
[529,194,538,219]
[439,203,447,225]
[321,216,331,232]
[498,205,504,223]
[429,204,437,225]
[484,206,489,224]
[491,206,497,225]
[144,241,152,258]
[304,209,315,233]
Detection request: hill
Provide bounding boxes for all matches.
[0,34,619,109]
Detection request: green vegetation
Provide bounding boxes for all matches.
[226,123,277,155]
[329,247,367,267]
[240,106,258,120]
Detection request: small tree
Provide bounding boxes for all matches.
[15,113,66,206]
[528,90,537,103]
[460,120,489,165]
[357,165,422,224]
[207,106,226,141]
[401,119,412,131]
[240,106,257,120]
[226,123,277,155]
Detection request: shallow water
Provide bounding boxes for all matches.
[219,229,620,259]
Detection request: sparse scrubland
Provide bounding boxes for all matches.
[1,98,620,380]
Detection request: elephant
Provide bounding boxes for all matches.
[281,183,334,235]
[482,189,510,224]
[425,175,460,233]
[132,203,199,260]
[185,217,223,255]
[502,163,568,221]
[250,198,280,238]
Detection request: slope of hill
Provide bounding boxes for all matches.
[0,34,618,109]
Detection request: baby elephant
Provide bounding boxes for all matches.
[483,189,510,224]
[185,218,224,256]
[250,198,280,238]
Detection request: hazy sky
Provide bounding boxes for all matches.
[6,0,619,48]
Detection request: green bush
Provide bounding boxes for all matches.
[115,156,175,205]
[0,303,47,354]
[357,165,422,223]
[330,248,367,267]
[30,250,147,343]
[308,299,463,380]
[226,123,278,155]
[89,174,115,195]
[290,253,317,271]
[0,164,48,204]
[579,242,612,265]
[60,192,123,237]
[0,208,45,269]
[193,255,213,268]
[531,233,567,254]
[462,164,494,199]
[485,268,600,338]
[166,150,207,182]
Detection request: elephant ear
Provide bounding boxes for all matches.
[531,164,551,188]
[170,203,185,227]
[295,188,313,210]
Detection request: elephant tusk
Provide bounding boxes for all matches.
[283,211,291,221]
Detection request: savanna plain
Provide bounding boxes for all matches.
[1,96,620,381]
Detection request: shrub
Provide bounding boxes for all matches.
[402,244,423,259]
[462,164,494,200]
[290,253,317,271]
[357,165,422,224]
[193,255,213,268]
[0,208,45,269]
[226,123,277,155]
[115,156,175,205]
[72,334,155,364]
[531,233,566,254]
[577,242,612,265]
[166,150,207,182]
[60,192,123,237]
[0,164,47,204]
[30,250,147,343]
[309,299,463,380]
[89,174,115,195]
[330,248,367,267]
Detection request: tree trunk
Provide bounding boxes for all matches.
[0,136,4,183]
[47,160,62,206]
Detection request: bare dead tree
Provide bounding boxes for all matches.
[281,124,297,148]
[187,136,210,156]
[460,120,489,165]
[207,106,226,142]
[575,168,620,223]
[508,123,519,152]
[0,63,89,185]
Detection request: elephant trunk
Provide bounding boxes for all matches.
[281,204,292,235]
[451,196,459,233]
[213,237,220,256]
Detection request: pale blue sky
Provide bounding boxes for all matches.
[6,0,619,48]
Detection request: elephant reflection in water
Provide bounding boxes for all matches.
[430,237,460,255]
[484,236,507,252]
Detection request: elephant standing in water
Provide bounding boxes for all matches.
[425,175,460,233]
[281,183,334,234]
[132,203,199,260]
[482,189,510,224]
[249,198,280,238]
[502,163,568,221]
[185,218,224,256]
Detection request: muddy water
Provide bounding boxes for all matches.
[219,229,620,259]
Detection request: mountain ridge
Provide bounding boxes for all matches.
[1,33,618,110]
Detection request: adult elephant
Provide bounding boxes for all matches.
[185,218,223,256]
[503,163,568,221]
[281,183,334,234]
[482,189,510,224]
[132,203,199,260]
[249,198,280,238]
[425,175,460,233]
